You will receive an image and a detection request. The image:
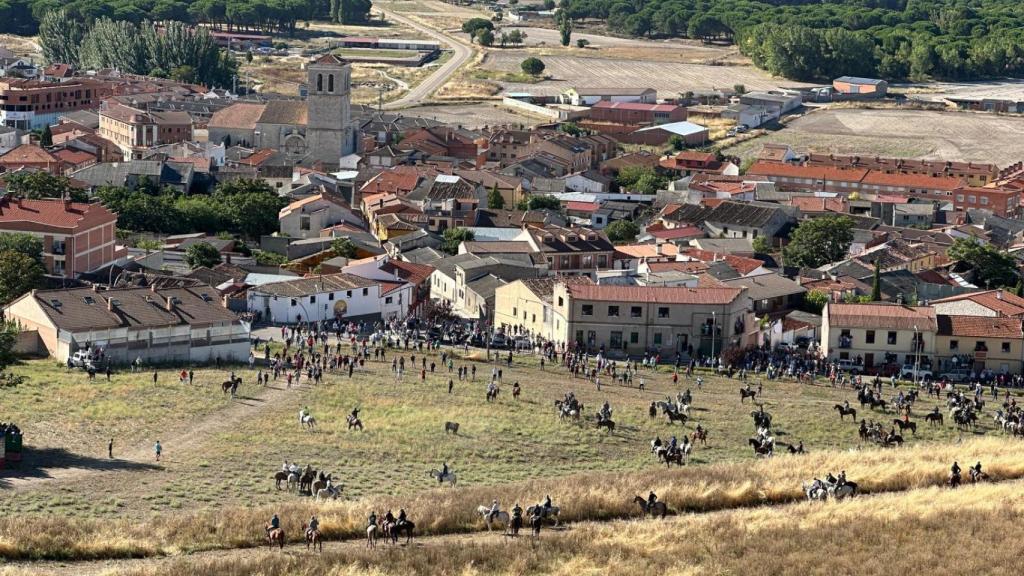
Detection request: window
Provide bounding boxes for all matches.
[328,74,334,92]
[300,215,311,231]
[975,341,987,352]
[362,288,368,296]
[658,307,669,318]
[653,332,662,345]
[630,332,639,344]
[583,255,593,268]
[1002,342,1011,353]
[887,331,897,345]
[597,255,608,268]
[328,293,334,301]
[385,296,393,304]
[290,299,297,307]
[582,304,593,316]
[631,306,642,318]
[956,194,965,202]
[950,340,958,351]
[316,74,323,92]
[968,195,977,204]
[575,330,583,343]
[557,296,564,306]
[347,290,352,297]
[309,296,315,304]
[608,305,619,317]
[865,330,875,344]
[981,196,989,205]
[532,313,536,322]
[610,331,623,349]
[512,307,517,317]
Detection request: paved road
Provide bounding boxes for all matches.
[381,8,473,109]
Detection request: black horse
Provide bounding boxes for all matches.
[924,412,944,426]
[834,404,857,421]
[740,388,757,402]
[893,419,917,435]
[751,410,772,430]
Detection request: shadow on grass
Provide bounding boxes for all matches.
[0,447,160,489]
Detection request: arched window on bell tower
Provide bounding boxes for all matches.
[316,74,323,92]
[328,74,334,93]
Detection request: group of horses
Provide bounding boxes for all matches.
[366,518,415,548]
[650,436,694,466]
[476,504,557,537]
[803,473,858,501]
[273,467,341,500]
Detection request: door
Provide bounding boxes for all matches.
[864,353,874,370]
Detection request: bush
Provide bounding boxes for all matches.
[520,57,545,75]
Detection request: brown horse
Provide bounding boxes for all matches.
[303,526,322,552]
[633,495,668,519]
[512,383,521,400]
[692,427,708,446]
[273,471,289,489]
[266,526,286,550]
[222,377,240,394]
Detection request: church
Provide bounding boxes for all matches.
[208,54,356,168]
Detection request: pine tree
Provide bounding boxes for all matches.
[870,261,882,301]
[40,125,53,147]
[487,184,505,209]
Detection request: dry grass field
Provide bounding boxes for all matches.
[725,108,1024,167]
[2,336,1024,567]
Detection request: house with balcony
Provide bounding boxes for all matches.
[523,224,615,276]
[821,302,936,375]
[405,174,480,233]
[936,314,1023,376]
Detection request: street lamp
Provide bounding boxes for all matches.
[710,310,717,369]
[913,324,921,385]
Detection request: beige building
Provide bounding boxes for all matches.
[936,314,1023,376]
[494,276,593,342]
[550,283,754,358]
[930,289,1024,318]
[278,192,360,239]
[821,302,936,374]
[99,102,193,160]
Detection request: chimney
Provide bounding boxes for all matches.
[151,284,158,293]
[225,253,232,264]
[92,284,99,292]
[166,296,174,312]
[108,298,115,312]
[655,242,663,256]
[997,291,1003,300]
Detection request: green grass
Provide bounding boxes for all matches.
[1,347,1010,521]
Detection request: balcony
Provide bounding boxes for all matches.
[838,335,853,349]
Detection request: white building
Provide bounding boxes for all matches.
[246,273,385,324]
[342,255,417,320]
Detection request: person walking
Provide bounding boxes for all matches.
[154,440,162,462]
[108,438,113,459]
[152,370,158,384]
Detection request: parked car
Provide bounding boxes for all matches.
[939,369,971,383]
[736,124,749,133]
[795,336,811,349]
[489,334,509,349]
[513,336,533,350]
[835,359,860,374]
[900,364,933,381]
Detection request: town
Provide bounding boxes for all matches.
[2,1,1024,574]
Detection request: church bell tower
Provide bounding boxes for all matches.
[306,54,354,166]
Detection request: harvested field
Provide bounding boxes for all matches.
[725,108,1024,167]
[483,52,811,97]
[401,102,536,128]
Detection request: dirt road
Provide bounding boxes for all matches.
[380,8,473,109]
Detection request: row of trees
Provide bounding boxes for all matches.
[4,0,372,36]
[96,178,288,239]
[555,0,1024,81]
[40,13,237,86]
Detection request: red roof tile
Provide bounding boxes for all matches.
[931,290,1024,317]
[0,144,60,166]
[828,303,936,331]
[0,196,117,232]
[566,201,599,212]
[937,315,1023,338]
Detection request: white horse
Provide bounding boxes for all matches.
[287,472,299,491]
[429,469,457,487]
[802,481,828,501]
[300,412,317,431]
[477,505,510,532]
[826,482,857,500]
[316,481,341,501]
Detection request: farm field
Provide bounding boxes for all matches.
[725,108,1024,167]
[482,51,812,98]
[401,102,537,128]
[3,337,1024,565]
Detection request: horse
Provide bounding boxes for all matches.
[633,496,668,519]
[287,472,299,491]
[802,482,827,501]
[740,388,757,402]
[883,433,904,447]
[924,412,944,426]
[311,473,333,495]
[969,469,989,483]
[346,415,363,431]
[748,437,774,457]
[526,505,560,526]
[893,419,917,435]
[596,416,615,434]
[315,481,341,501]
[869,398,888,412]
[509,513,523,537]
[445,421,460,435]
[477,506,511,532]
[486,385,500,402]
[785,443,806,455]
[692,427,708,446]
[429,468,457,487]
[664,409,687,424]
[948,472,961,489]
[385,520,414,545]
[834,404,857,421]
[827,481,857,500]
[649,403,658,418]
[303,525,322,552]
[531,514,543,537]
[366,524,377,549]
[266,526,286,550]
[299,469,317,494]
[273,471,289,489]
[221,377,240,394]
[512,383,521,400]
[300,414,317,431]
[751,410,772,431]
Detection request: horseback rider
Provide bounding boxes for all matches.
[440,461,449,483]
[796,440,804,453]
[601,401,611,419]
[511,502,523,528]
[368,510,378,528]
[951,461,962,480]
[970,461,983,481]
[289,462,300,474]
[843,399,850,412]
[398,508,408,525]
[543,495,552,512]
[350,407,360,420]
[669,435,678,453]
[652,435,662,451]
[307,514,319,539]
[267,513,280,535]
[647,491,658,509]
[837,470,847,487]
[487,499,500,523]
[384,510,395,525]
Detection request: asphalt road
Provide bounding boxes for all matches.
[381,9,473,109]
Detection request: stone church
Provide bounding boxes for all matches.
[208,54,356,168]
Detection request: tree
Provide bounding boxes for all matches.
[668,134,684,151]
[487,184,505,209]
[615,166,667,194]
[605,219,639,243]
[0,250,44,305]
[4,172,86,202]
[733,84,746,94]
[476,29,495,46]
[40,125,53,147]
[559,122,583,136]
[254,250,288,266]
[782,215,855,268]
[557,9,572,46]
[331,237,359,258]
[136,239,162,252]
[441,227,475,255]
[870,261,882,301]
[576,38,589,48]
[0,233,43,262]
[38,10,84,67]
[184,242,222,269]
[752,236,770,254]
[521,57,545,75]
[0,320,19,374]
[804,289,829,313]
[461,17,494,38]
[947,238,1020,288]
[525,195,561,210]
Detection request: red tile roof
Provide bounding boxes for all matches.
[648,225,704,240]
[0,144,60,166]
[681,248,764,275]
[567,284,743,304]
[937,315,1023,339]
[828,303,936,331]
[566,201,599,213]
[746,161,869,183]
[380,259,435,286]
[861,171,962,190]
[931,290,1024,317]
[0,196,117,232]
[52,149,96,166]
